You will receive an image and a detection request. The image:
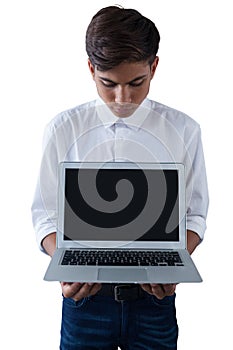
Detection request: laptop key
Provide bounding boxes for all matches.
[61,249,184,267]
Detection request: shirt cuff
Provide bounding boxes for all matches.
[186,215,207,241]
[35,221,57,254]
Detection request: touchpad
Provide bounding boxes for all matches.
[98,268,148,282]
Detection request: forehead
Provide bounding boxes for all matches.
[96,61,150,81]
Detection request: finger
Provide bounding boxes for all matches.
[151,284,166,299]
[140,284,153,295]
[88,283,102,296]
[72,283,98,301]
[61,282,83,298]
[162,283,177,296]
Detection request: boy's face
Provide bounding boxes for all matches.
[88,58,159,117]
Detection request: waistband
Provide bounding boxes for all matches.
[96,284,145,302]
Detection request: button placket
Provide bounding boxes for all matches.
[114,121,129,161]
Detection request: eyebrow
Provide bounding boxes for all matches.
[99,74,148,85]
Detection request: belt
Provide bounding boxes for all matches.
[96,284,145,302]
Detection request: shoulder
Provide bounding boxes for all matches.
[47,100,96,131]
[148,99,200,131]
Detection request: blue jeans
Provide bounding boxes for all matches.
[60,292,178,350]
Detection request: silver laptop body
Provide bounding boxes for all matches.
[44,161,202,283]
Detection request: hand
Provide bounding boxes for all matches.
[60,282,102,301]
[140,283,177,300]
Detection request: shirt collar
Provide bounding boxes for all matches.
[96,98,151,130]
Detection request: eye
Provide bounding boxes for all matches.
[129,80,144,87]
[101,81,117,88]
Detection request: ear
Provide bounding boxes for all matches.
[88,58,95,78]
[150,56,159,79]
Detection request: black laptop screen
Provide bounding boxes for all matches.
[63,168,179,242]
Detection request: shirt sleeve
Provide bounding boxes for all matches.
[184,125,209,240]
[31,122,59,253]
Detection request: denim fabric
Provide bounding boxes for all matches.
[60,293,178,350]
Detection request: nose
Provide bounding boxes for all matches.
[114,86,132,104]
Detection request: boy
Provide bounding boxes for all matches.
[32,6,209,349]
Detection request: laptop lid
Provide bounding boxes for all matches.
[57,162,186,250]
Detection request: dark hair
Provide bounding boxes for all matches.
[86,6,160,71]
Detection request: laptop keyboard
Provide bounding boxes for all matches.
[61,250,184,266]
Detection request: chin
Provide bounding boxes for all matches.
[112,110,135,118]
[109,104,139,118]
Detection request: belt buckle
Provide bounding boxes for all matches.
[114,284,136,302]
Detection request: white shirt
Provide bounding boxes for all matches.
[31,98,209,252]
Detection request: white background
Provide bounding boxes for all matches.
[0,0,232,348]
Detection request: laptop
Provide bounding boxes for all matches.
[44,161,202,283]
